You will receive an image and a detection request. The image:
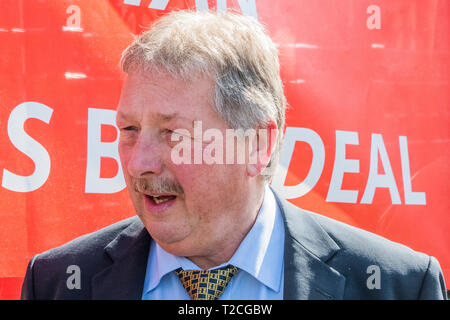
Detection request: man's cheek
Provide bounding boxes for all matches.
[171,164,214,196]
[171,162,204,180]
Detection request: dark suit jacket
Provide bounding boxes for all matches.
[21,192,447,299]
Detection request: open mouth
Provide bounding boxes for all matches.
[146,194,177,204]
[142,192,178,214]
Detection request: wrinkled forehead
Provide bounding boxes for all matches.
[121,68,213,99]
[117,70,225,128]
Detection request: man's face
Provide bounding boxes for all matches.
[116,70,253,260]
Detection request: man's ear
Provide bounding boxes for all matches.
[247,119,278,178]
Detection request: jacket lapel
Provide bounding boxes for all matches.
[272,190,346,300]
[91,216,151,299]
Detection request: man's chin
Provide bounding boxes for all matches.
[140,218,192,248]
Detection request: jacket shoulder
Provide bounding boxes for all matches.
[21,216,140,299]
[36,216,139,262]
[303,209,446,299]
[308,209,429,264]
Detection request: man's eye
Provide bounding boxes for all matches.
[164,129,190,140]
[122,126,138,131]
[163,128,187,137]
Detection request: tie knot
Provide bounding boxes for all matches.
[175,265,238,300]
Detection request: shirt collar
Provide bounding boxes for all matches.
[143,184,284,293]
[226,184,284,291]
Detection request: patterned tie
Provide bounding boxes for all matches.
[175,265,239,300]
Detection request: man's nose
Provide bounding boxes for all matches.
[126,134,163,178]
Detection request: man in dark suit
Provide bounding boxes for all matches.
[21,10,447,300]
[21,190,447,299]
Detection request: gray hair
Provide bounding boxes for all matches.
[120,10,286,180]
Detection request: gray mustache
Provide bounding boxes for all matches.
[133,177,184,195]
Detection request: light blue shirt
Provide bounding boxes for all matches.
[141,185,285,300]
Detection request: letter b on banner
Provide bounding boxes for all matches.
[85,108,125,193]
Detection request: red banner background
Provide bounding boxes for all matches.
[0,0,448,299]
